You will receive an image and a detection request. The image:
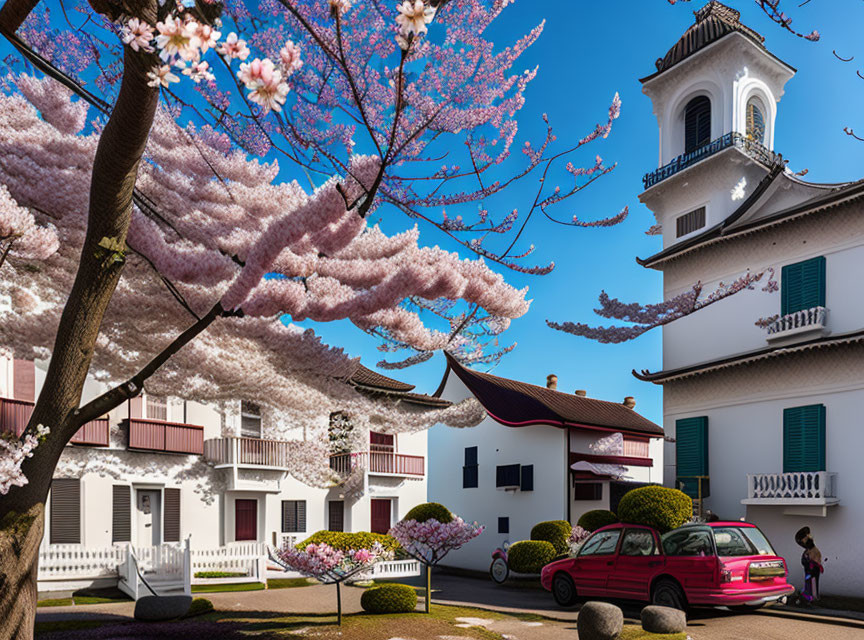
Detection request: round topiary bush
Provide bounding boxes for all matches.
[617,486,692,533]
[297,531,401,554]
[507,540,556,574]
[577,509,619,532]
[360,583,418,613]
[184,598,214,618]
[530,520,572,555]
[403,502,454,524]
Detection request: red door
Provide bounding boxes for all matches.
[235,499,257,541]
[607,528,664,599]
[572,527,622,596]
[370,499,391,534]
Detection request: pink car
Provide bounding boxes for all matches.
[541,521,794,611]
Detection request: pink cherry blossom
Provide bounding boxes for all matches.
[395,1,432,38]
[279,40,303,76]
[146,64,181,88]
[121,17,155,53]
[218,32,251,61]
[155,15,201,62]
[237,58,290,113]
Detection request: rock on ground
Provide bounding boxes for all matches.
[577,601,623,640]
[133,595,192,621]
[641,605,687,634]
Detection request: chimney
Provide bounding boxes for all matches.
[623,396,636,409]
[574,390,587,397]
[546,374,558,390]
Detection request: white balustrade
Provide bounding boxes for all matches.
[766,306,827,337]
[38,545,126,580]
[746,471,837,503]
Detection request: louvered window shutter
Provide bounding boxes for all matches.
[282,500,307,533]
[112,485,131,543]
[781,257,826,316]
[520,465,534,492]
[50,479,81,544]
[783,405,826,472]
[676,417,709,498]
[164,488,181,542]
[684,97,711,153]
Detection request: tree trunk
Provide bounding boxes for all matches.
[0,2,159,638]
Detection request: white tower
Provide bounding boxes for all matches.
[638,1,795,250]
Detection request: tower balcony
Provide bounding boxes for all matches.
[642,132,782,191]
[765,306,828,342]
[742,471,838,516]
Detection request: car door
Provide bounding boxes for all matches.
[572,527,622,596]
[660,526,718,601]
[606,528,664,600]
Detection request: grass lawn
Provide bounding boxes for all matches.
[620,627,688,640]
[37,593,131,607]
[191,582,266,593]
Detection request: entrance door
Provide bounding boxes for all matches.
[136,490,162,546]
[235,499,258,541]
[370,499,391,534]
[328,501,344,532]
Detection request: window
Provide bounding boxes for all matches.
[661,528,714,556]
[50,478,81,544]
[684,96,711,153]
[783,404,826,472]
[282,500,307,533]
[675,207,706,238]
[520,465,534,492]
[370,431,394,451]
[498,517,509,534]
[620,529,657,556]
[463,446,478,489]
[676,416,709,499]
[712,527,760,557]
[146,395,167,421]
[573,483,602,501]
[746,98,766,145]
[781,256,826,316]
[241,401,262,438]
[496,464,521,488]
[579,529,621,556]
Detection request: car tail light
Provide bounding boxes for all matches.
[720,562,744,583]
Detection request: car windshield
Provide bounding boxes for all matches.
[713,526,776,557]
[579,529,621,556]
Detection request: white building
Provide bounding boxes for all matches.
[633,2,864,596]
[0,357,430,596]
[429,354,664,573]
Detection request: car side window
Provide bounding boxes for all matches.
[661,529,714,556]
[579,530,621,556]
[620,529,658,556]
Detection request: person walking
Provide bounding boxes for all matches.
[795,526,824,605]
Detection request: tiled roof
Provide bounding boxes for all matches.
[643,2,766,81]
[349,365,415,392]
[445,353,663,437]
[634,328,864,383]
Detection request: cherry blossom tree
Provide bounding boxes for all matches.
[390,505,483,612]
[0,1,626,635]
[273,541,392,624]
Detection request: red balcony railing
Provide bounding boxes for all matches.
[330,451,425,477]
[128,418,203,455]
[2,398,109,446]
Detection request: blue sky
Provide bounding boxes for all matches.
[310,0,864,427]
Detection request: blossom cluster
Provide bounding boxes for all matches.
[274,540,391,582]
[0,424,49,495]
[389,516,484,565]
[568,525,591,552]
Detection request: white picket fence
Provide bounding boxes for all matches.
[192,541,267,584]
[38,545,126,580]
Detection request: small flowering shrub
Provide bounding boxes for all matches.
[360,583,417,614]
[617,486,692,534]
[577,509,619,532]
[530,520,572,555]
[568,525,591,553]
[275,540,393,584]
[507,540,556,574]
[389,514,483,565]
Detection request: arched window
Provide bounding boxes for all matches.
[684,96,711,153]
[746,98,766,145]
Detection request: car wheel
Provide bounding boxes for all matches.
[552,573,578,607]
[489,558,509,584]
[652,578,687,611]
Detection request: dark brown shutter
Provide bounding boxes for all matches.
[112,485,131,542]
[684,96,711,153]
[282,500,307,533]
[164,488,181,542]
[328,501,344,532]
[13,359,35,402]
[50,478,80,544]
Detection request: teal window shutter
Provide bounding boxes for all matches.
[676,417,709,498]
[783,404,826,472]
[781,256,826,316]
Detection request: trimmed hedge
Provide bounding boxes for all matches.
[577,510,619,532]
[507,540,556,574]
[403,502,454,524]
[297,531,401,554]
[360,583,418,613]
[617,486,692,533]
[530,520,572,555]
